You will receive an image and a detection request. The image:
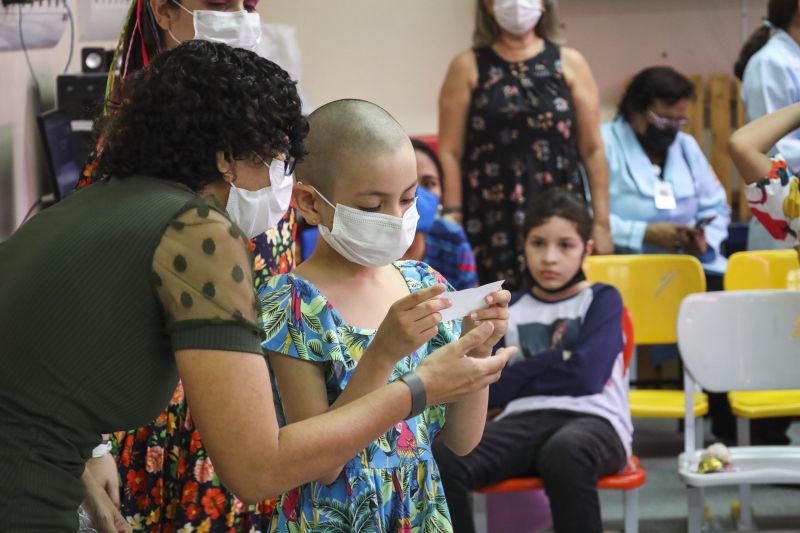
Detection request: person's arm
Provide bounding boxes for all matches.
[177,323,513,504]
[752,59,800,170]
[563,47,612,254]
[438,50,478,221]
[488,286,623,408]
[267,285,451,484]
[438,289,512,456]
[729,102,800,184]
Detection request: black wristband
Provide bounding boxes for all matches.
[397,372,427,419]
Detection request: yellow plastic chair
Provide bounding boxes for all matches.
[585,255,708,431]
[723,250,800,528]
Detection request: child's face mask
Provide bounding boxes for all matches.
[169,0,262,52]
[311,186,420,267]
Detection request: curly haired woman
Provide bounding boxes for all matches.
[77,1,299,530]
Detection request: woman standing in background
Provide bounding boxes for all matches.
[438,0,611,291]
[736,0,800,253]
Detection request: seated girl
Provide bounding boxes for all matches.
[433,188,632,533]
[258,99,512,532]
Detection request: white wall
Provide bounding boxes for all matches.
[0,0,774,238]
[261,0,769,129]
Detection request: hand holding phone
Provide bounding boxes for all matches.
[695,216,716,230]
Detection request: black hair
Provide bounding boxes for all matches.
[734,0,798,80]
[520,188,592,290]
[618,66,695,122]
[95,40,308,191]
[410,138,444,183]
[523,188,593,244]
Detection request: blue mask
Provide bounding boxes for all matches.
[415,186,440,233]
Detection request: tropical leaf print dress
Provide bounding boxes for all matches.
[259,260,460,533]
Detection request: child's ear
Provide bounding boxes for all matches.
[294,183,322,226]
[584,239,595,257]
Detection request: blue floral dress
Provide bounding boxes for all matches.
[259,260,460,532]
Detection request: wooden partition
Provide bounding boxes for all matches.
[681,74,750,222]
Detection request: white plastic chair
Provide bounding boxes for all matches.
[677,290,800,532]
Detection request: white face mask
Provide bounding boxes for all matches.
[311,187,419,267]
[226,158,293,239]
[493,0,543,36]
[169,1,262,52]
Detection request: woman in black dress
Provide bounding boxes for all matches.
[438,0,611,290]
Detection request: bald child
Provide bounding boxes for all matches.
[257,99,512,532]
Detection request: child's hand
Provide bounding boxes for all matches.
[370,285,452,363]
[462,289,511,357]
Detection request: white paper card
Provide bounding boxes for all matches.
[439,280,505,322]
[654,180,677,210]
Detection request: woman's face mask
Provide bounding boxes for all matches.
[169,0,262,51]
[492,0,543,36]
[311,186,420,268]
[637,123,679,155]
[226,158,293,239]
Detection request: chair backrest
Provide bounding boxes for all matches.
[585,255,706,344]
[677,290,800,392]
[621,306,634,375]
[724,250,800,290]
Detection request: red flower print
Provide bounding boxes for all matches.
[150,479,164,506]
[135,427,149,442]
[182,480,199,505]
[145,446,164,474]
[185,503,201,522]
[136,492,151,511]
[190,430,203,454]
[126,469,147,493]
[177,455,186,478]
[201,488,227,520]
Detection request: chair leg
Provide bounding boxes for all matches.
[735,416,753,529]
[473,493,488,533]
[687,486,704,533]
[623,488,639,533]
[736,416,750,446]
[695,415,705,450]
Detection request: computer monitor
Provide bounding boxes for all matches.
[37,109,82,201]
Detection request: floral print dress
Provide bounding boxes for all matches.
[259,260,460,532]
[463,41,583,290]
[745,155,800,246]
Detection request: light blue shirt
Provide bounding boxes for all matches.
[741,29,800,172]
[602,117,731,274]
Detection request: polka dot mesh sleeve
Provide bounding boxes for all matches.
[152,200,265,355]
